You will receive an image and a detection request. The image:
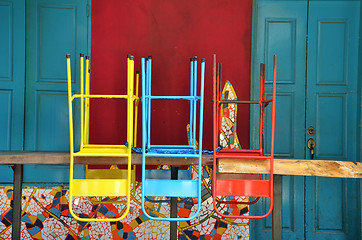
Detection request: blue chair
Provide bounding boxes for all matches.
[141,56,205,221]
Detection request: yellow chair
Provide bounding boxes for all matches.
[66,54,139,222]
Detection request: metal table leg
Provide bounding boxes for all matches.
[272,175,282,240]
[12,164,23,240]
[170,166,178,240]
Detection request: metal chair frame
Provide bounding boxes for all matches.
[66,54,139,222]
[212,54,277,219]
[141,56,205,221]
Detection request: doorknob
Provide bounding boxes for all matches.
[307,138,315,159]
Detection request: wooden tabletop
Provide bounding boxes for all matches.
[0,152,361,178]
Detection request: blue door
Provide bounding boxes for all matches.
[23,0,89,183]
[0,0,25,182]
[305,1,360,239]
[252,0,361,239]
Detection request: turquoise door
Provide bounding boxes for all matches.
[305,1,360,239]
[0,0,25,182]
[23,0,89,183]
[252,0,361,239]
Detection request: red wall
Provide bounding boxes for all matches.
[90,0,253,150]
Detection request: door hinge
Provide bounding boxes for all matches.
[86,4,90,17]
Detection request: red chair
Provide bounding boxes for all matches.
[212,54,277,219]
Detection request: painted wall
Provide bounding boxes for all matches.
[90,0,253,149]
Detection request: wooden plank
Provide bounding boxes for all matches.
[218,158,362,178]
[0,152,72,165]
[0,152,213,166]
[1,152,361,178]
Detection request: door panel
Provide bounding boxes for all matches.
[306,1,360,239]
[0,0,25,182]
[316,177,345,231]
[317,94,346,159]
[36,92,70,150]
[23,0,87,183]
[251,1,306,239]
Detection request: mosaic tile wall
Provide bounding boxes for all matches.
[0,166,249,240]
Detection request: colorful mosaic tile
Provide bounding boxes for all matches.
[220,80,242,149]
[0,165,249,239]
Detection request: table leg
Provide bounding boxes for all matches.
[12,164,23,240]
[272,175,282,240]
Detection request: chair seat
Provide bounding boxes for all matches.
[144,179,198,197]
[217,149,262,155]
[145,146,199,158]
[214,151,270,159]
[215,179,271,197]
[74,144,129,157]
[71,179,128,197]
[147,146,197,154]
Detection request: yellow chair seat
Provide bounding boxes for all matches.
[72,179,128,197]
[74,144,129,157]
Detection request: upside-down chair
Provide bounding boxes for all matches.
[66,54,139,222]
[141,56,205,221]
[212,54,277,219]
